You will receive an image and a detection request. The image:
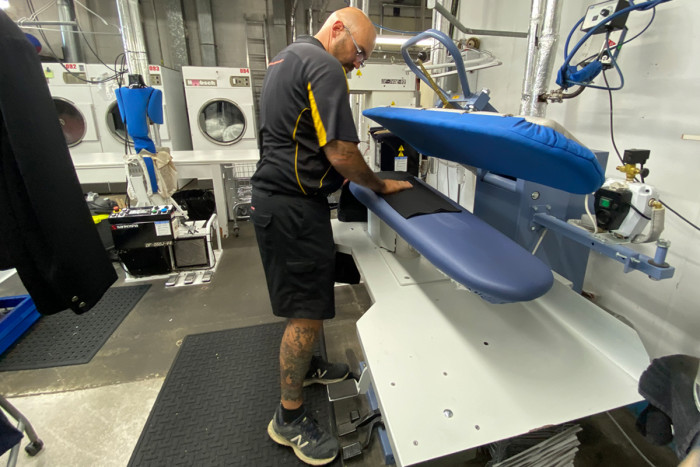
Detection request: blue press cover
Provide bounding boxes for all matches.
[350,178,554,303]
[142,156,159,193]
[115,87,163,154]
[363,107,604,195]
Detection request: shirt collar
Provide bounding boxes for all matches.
[295,35,324,49]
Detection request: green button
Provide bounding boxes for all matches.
[600,198,611,208]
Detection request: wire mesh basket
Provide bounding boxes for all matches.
[229,162,257,236]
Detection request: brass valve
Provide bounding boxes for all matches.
[616,163,640,182]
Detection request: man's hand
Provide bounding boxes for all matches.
[325,139,413,195]
[380,179,413,195]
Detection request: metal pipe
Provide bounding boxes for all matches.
[18,20,77,26]
[290,0,299,41]
[362,0,370,16]
[523,0,563,117]
[430,0,451,92]
[163,0,189,71]
[57,0,83,62]
[429,0,528,38]
[520,0,544,115]
[307,5,313,35]
[115,0,161,147]
[115,0,149,79]
[195,0,217,66]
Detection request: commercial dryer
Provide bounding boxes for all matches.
[181,66,257,150]
[43,62,102,156]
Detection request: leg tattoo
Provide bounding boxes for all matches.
[280,318,322,409]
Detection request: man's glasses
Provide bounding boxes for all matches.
[344,26,366,68]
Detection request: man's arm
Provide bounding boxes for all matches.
[324,139,412,195]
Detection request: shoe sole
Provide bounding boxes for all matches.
[267,420,337,466]
[302,372,349,388]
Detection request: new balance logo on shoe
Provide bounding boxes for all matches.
[290,434,309,448]
[313,369,327,378]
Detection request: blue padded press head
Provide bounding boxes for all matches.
[363,107,604,195]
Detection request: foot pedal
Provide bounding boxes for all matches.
[327,379,359,402]
[338,420,356,437]
[342,442,363,460]
[165,274,178,287]
[339,408,381,437]
[183,272,196,285]
[201,270,213,283]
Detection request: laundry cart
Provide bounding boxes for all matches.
[223,162,256,237]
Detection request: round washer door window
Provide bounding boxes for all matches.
[106,101,133,145]
[198,99,246,145]
[54,98,86,147]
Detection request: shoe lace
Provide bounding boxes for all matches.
[299,415,324,442]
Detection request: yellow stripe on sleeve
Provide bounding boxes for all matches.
[307,82,327,147]
[293,108,309,194]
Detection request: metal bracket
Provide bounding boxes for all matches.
[426,0,527,38]
[532,212,675,280]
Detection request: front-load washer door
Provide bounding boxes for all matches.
[54,97,87,147]
[198,98,246,145]
[106,101,134,148]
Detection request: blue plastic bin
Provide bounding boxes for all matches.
[0,295,41,355]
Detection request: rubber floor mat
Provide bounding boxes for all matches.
[0,285,150,371]
[128,322,341,466]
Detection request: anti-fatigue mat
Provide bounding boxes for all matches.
[128,322,340,467]
[0,285,150,371]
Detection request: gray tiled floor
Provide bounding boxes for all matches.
[0,220,681,466]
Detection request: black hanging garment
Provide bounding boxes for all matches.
[0,11,117,314]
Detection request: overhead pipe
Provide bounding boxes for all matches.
[57,0,83,62]
[195,0,217,66]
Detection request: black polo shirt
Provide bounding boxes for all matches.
[252,35,359,196]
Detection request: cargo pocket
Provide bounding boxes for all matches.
[251,211,274,252]
[286,259,318,299]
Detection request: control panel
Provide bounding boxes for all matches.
[594,186,631,231]
[108,206,175,250]
[581,0,630,34]
[109,205,174,223]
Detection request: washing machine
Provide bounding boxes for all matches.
[43,62,102,155]
[86,63,192,154]
[181,66,257,151]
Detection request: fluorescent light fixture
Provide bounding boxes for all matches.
[375,35,434,47]
[0,0,10,9]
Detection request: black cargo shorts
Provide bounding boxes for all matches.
[250,188,335,320]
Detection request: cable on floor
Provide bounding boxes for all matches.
[606,411,658,467]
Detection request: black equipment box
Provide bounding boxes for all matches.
[594,187,631,231]
[370,127,420,176]
[109,206,175,250]
[108,206,175,276]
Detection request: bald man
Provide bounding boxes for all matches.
[251,6,411,465]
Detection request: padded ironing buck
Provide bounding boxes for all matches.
[350,176,554,304]
[363,107,605,195]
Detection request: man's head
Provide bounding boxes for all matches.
[315,7,376,73]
